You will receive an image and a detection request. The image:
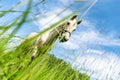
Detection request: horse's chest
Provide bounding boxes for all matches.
[41,32,50,42]
[35,32,50,45]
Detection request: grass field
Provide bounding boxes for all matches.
[0,45,90,80]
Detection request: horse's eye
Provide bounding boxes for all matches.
[67,22,70,25]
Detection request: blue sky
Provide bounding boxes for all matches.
[86,0,120,55]
[88,0,120,37]
[0,0,120,80]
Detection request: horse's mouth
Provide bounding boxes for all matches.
[59,38,68,42]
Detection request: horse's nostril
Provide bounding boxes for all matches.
[64,38,69,42]
[67,22,70,25]
[59,36,69,42]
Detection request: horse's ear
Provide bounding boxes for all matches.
[71,14,78,20]
[77,20,82,25]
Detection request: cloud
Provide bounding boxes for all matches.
[86,49,105,55]
[34,5,72,31]
[60,41,80,50]
[75,31,120,46]
[72,51,120,80]
[59,0,74,6]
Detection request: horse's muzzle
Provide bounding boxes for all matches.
[59,37,69,42]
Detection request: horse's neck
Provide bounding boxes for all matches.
[43,26,61,45]
[49,28,59,40]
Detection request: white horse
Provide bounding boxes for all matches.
[24,15,82,59]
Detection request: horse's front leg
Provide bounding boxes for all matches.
[31,46,37,60]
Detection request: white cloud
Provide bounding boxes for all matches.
[60,41,80,50]
[72,51,120,80]
[34,6,72,31]
[76,31,120,46]
[59,0,73,6]
[86,49,105,55]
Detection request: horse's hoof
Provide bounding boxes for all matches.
[31,56,35,60]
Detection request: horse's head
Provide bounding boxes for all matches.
[59,15,82,42]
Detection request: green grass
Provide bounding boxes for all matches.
[0,0,90,80]
[0,47,90,80]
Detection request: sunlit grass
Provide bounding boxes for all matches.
[0,0,90,80]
